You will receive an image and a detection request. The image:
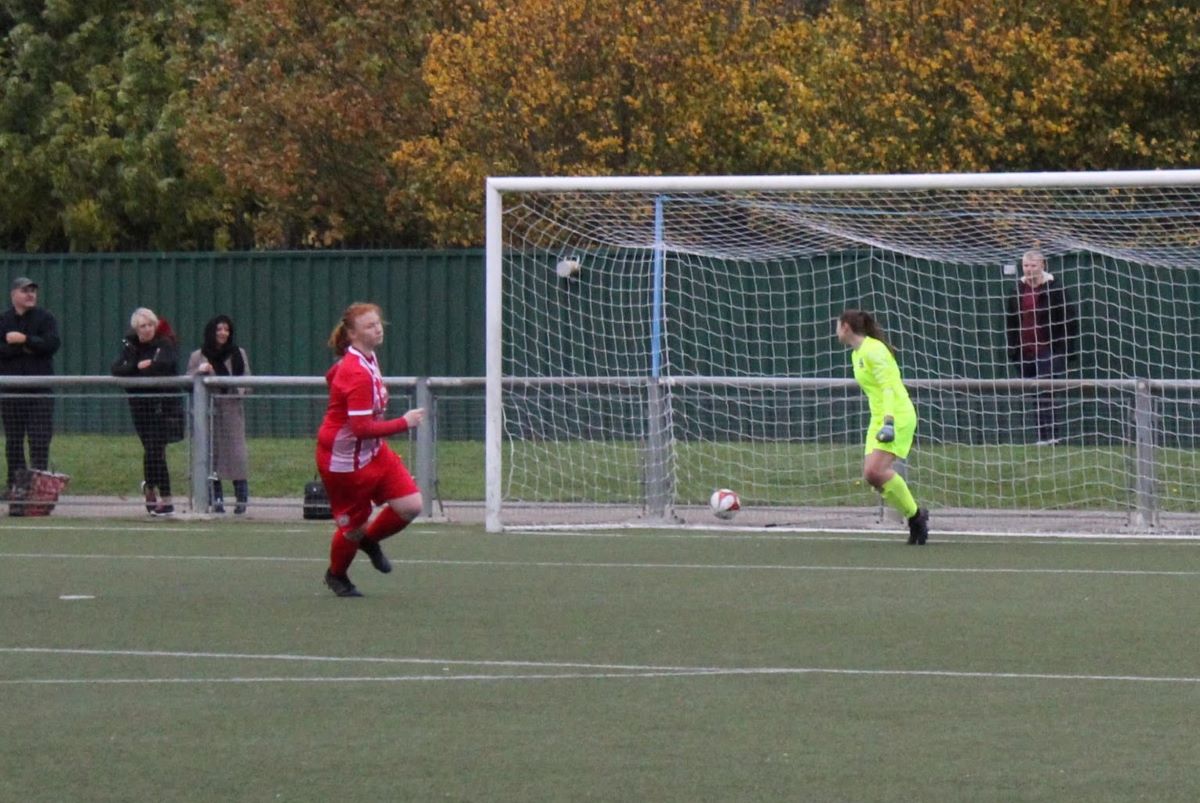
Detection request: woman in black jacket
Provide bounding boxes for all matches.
[111,307,182,515]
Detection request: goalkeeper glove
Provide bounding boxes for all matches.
[877,416,896,443]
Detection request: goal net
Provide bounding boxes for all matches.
[485,172,1200,535]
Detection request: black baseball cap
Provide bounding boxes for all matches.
[10,276,37,291]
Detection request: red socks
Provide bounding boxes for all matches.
[329,508,411,575]
[364,505,409,542]
[328,527,360,576]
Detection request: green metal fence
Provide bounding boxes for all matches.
[4,248,1199,444]
[0,250,487,378]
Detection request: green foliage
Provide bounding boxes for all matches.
[392,0,1200,244]
[789,0,1200,172]
[0,1,231,251]
[177,0,480,248]
[1,0,1198,250]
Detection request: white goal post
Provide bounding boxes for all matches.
[485,171,1200,535]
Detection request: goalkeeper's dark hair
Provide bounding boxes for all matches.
[328,302,383,356]
[839,309,896,354]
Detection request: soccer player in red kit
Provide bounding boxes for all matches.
[316,303,425,597]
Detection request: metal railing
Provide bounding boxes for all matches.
[0,374,484,517]
[1,374,1196,530]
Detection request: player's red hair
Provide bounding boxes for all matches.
[328,302,383,356]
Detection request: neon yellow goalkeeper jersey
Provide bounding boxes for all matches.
[851,336,916,421]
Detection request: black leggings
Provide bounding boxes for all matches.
[130,398,172,496]
[140,435,171,496]
[1,394,54,488]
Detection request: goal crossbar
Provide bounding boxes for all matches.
[488,169,1200,194]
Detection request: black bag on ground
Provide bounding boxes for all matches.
[303,475,332,520]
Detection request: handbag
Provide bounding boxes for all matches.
[303,475,332,520]
[9,469,71,517]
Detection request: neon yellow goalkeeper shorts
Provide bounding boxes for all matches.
[864,410,916,459]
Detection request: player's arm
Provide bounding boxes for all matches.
[348,408,425,438]
[339,368,426,438]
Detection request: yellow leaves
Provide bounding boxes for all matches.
[175,0,1200,246]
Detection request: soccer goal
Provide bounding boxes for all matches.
[485,171,1200,535]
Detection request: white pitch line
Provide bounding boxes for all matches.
[8,521,1200,545]
[390,559,1200,577]
[507,528,1200,545]
[0,524,318,535]
[0,552,1198,576]
[2,524,221,533]
[2,646,1198,686]
[0,553,323,563]
[0,670,725,686]
[0,647,705,672]
[506,524,1200,542]
[673,531,1200,546]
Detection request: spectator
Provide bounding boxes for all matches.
[0,277,61,503]
[187,315,251,514]
[1005,249,1079,445]
[111,308,182,516]
[316,302,425,597]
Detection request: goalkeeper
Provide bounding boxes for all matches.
[836,309,929,545]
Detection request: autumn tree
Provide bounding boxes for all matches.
[394,0,1200,246]
[179,0,479,248]
[2,0,1197,251]
[391,0,815,245]
[762,0,1200,173]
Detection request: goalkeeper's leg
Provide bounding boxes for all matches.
[865,452,917,518]
[880,472,918,520]
[863,450,928,544]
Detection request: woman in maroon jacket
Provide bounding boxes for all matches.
[1004,249,1079,446]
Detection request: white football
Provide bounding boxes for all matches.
[709,488,741,520]
[555,258,582,278]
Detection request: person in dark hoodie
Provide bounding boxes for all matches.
[0,277,61,500]
[315,302,425,597]
[111,307,182,516]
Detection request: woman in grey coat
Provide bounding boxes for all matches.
[187,315,251,513]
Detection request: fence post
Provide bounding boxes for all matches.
[190,375,210,514]
[415,377,435,518]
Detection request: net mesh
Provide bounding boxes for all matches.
[494,178,1200,533]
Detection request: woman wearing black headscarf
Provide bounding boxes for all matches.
[187,315,251,513]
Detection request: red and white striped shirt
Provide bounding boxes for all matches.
[316,346,390,472]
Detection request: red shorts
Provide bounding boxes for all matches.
[318,445,419,530]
